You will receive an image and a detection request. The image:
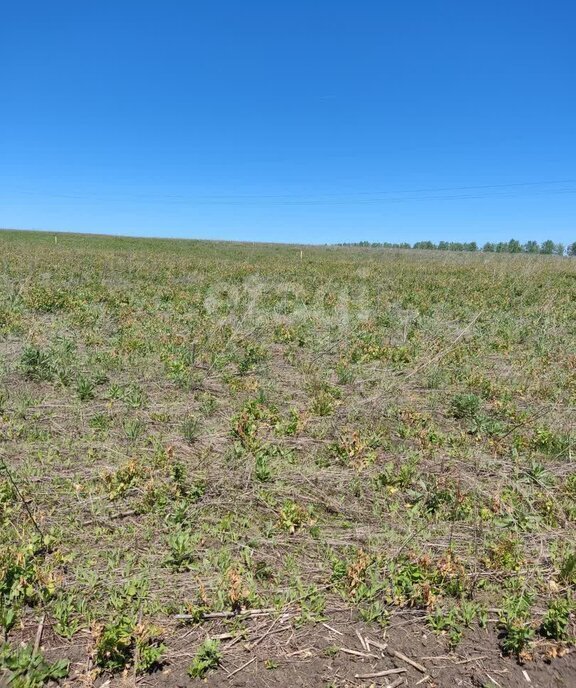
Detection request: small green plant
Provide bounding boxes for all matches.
[135,625,166,675]
[375,460,416,489]
[136,641,165,675]
[485,536,523,571]
[181,416,200,443]
[278,501,308,533]
[359,600,389,627]
[103,460,143,499]
[425,368,447,389]
[107,383,123,400]
[94,616,135,672]
[254,446,273,482]
[521,460,554,486]
[275,408,300,436]
[296,583,327,623]
[75,376,95,401]
[0,479,16,529]
[532,427,571,456]
[238,343,267,374]
[123,384,146,409]
[0,643,69,687]
[93,616,165,675]
[0,540,57,636]
[559,552,576,585]
[199,393,218,416]
[449,393,481,420]
[459,600,481,627]
[336,361,354,384]
[311,391,334,416]
[89,413,110,430]
[165,529,196,571]
[427,606,466,649]
[187,639,221,679]
[23,284,71,313]
[19,347,53,382]
[323,645,339,657]
[499,593,535,658]
[123,418,145,441]
[53,595,82,639]
[385,557,432,607]
[232,399,273,449]
[254,560,274,581]
[500,620,534,658]
[0,603,16,637]
[540,598,572,640]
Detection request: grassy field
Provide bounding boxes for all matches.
[0,229,575,687]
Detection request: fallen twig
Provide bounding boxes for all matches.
[356,629,368,652]
[388,648,427,673]
[340,647,379,659]
[286,648,313,658]
[322,622,343,636]
[34,614,45,653]
[227,657,256,680]
[210,633,236,641]
[354,667,407,679]
[247,618,290,649]
[364,637,388,653]
[452,655,488,665]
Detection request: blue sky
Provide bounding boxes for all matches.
[2,1,575,245]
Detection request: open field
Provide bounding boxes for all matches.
[0,229,575,687]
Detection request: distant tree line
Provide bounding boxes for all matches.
[337,239,576,256]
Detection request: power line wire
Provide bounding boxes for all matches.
[6,183,576,206]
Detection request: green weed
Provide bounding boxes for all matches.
[187,639,221,678]
[0,643,69,687]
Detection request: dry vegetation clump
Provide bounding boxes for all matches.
[0,230,575,686]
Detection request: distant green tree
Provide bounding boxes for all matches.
[523,240,539,253]
[337,238,572,255]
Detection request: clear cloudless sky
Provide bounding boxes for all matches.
[1,1,575,245]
